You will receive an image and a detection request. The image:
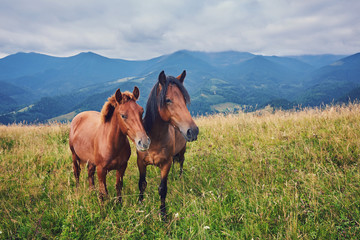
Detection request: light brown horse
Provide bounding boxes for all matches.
[137,70,199,219]
[69,87,150,202]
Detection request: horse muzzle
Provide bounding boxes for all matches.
[136,136,151,152]
[184,126,199,142]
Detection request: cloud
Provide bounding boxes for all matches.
[0,0,359,59]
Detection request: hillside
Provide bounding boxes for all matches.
[290,54,347,68]
[1,104,360,238]
[1,50,359,124]
[297,53,360,106]
[0,52,146,97]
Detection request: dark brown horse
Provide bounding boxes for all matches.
[137,71,199,218]
[69,87,150,202]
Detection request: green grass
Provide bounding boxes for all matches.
[1,104,360,239]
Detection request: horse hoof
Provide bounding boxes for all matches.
[98,192,108,202]
[138,195,145,203]
[160,206,167,221]
[115,198,122,205]
[160,212,167,222]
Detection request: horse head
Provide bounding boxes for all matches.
[157,70,199,142]
[103,87,151,151]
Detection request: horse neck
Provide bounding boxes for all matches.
[147,115,170,141]
[105,112,127,145]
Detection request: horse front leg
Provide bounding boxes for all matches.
[178,146,186,178]
[97,166,108,201]
[137,158,147,203]
[158,160,172,220]
[116,162,128,204]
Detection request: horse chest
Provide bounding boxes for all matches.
[96,143,131,169]
[106,155,128,169]
[143,146,172,167]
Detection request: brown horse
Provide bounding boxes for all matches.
[69,87,150,202]
[137,70,199,219]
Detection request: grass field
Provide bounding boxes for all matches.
[1,104,360,239]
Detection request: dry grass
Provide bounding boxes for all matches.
[1,104,360,239]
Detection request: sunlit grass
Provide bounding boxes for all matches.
[1,104,360,239]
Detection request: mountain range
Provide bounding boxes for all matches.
[0,50,359,124]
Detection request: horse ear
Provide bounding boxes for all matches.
[115,88,122,103]
[133,86,140,100]
[176,70,186,83]
[158,70,166,86]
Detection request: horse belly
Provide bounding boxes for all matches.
[73,139,96,164]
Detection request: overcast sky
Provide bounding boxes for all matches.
[0,0,359,60]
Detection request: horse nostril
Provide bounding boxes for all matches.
[138,140,142,146]
[187,129,192,138]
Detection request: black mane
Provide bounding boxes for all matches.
[143,75,190,133]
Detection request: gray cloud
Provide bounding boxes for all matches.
[0,0,359,59]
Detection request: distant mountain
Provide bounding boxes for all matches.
[1,52,141,97]
[0,80,37,112]
[0,92,16,109]
[264,56,314,73]
[184,50,255,67]
[0,52,64,80]
[289,54,347,68]
[0,50,356,124]
[296,53,360,106]
[337,87,360,104]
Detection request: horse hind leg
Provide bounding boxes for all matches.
[71,152,81,187]
[87,163,96,190]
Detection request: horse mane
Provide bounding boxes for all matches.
[143,75,190,133]
[101,91,136,122]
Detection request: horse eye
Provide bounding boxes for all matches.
[165,99,172,104]
[121,114,127,119]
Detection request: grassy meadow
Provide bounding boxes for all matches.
[1,104,360,239]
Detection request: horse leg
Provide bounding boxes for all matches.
[116,162,128,204]
[87,163,96,190]
[179,157,184,178]
[178,146,186,178]
[72,152,81,187]
[97,166,108,200]
[158,160,172,220]
[171,155,177,176]
[137,158,147,203]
